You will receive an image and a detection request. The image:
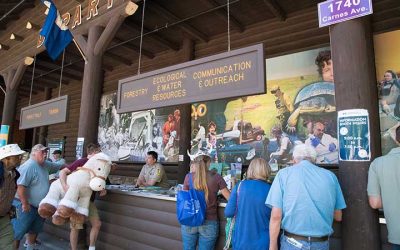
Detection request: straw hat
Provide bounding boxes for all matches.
[0,144,26,160]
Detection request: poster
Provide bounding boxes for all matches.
[98,92,180,163]
[374,30,400,155]
[47,139,64,162]
[190,47,337,166]
[338,109,370,161]
[76,137,84,160]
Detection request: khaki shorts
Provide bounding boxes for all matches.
[0,216,14,250]
[70,202,100,230]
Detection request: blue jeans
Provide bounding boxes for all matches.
[392,243,400,250]
[181,220,219,250]
[280,235,329,250]
[11,199,44,241]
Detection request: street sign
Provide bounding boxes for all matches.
[318,0,373,28]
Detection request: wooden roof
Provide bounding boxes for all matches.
[0,0,399,97]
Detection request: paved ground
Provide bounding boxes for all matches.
[18,232,70,250]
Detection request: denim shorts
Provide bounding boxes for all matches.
[11,199,45,240]
[181,220,219,250]
[280,234,329,250]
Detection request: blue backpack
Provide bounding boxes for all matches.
[176,173,206,226]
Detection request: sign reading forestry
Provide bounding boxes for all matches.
[117,44,265,113]
[20,95,69,130]
[318,0,373,28]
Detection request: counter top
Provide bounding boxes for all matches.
[106,185,227,207]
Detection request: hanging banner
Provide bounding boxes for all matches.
[117,44,265,113]
[318,0,373,28]
[338,109,371,161]
[76,137,85,160]
[0,125,9,147]
[20,95,69,129]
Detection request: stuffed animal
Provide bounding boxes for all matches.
[38,152,112,225]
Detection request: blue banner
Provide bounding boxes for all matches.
[40,0,73,60]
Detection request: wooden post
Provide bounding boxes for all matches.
[38,87,52,145]
[1,57,33,142]
[77,25,104,151]
[77,2,138,154]
[177,37,195,184]
[330,17,381,250]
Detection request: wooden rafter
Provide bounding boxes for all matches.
[149,1,209,42]
[113,37,155,59]
[263,0,286,21]
[105,51,132,66]
[122,20,180,51]
[200,0,244,32]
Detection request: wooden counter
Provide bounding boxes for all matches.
[42,189,391,250]
[93,189,227,250]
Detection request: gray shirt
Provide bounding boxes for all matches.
[368,147,400,244]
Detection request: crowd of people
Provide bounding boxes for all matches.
[181,139,400,250]
[0,131,398,250]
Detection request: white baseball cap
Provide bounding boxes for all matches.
[0,144,26,160]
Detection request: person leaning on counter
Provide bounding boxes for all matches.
[135,151,170,188]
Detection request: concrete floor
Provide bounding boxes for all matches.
[19,232,70,250]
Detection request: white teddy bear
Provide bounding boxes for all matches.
[38,152,112,225]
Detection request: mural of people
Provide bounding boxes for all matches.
[374,30,400,155]
[98,93,181,163]
[270,85,293,132]
[190,47,337,168]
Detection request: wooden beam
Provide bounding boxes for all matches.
[94,16,124,56]
[122,20,180,51]
[200,0,244,32]
[74,35,88,56]
[263,0,286,21]
[105,51,132,65]
[10,33,24,42]
[113,37,155,59]
[149,1,209,42]
[19,86,38,95]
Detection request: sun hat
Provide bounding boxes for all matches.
[0,144,26,160]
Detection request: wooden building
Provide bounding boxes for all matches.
[0,0,399,249]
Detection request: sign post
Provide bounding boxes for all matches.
[318,0,373,28]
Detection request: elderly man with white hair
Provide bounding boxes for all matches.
[266,144,346,250]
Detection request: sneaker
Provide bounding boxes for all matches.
[23,240,41,248]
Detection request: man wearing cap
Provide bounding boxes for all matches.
[271,85,294,131]
[11,144,66,250]
[0,144,26,250]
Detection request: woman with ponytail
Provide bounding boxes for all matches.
[181,154,230,250]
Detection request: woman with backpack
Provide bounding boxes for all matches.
[181,153,230,250]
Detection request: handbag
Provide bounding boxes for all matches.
[224,181,242,250]
[176,173,207,227]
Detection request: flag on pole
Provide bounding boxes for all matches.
[40,0,73,61]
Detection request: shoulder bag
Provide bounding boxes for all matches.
[176,173,207,226]
[224,181,242,250]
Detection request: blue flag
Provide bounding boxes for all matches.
[40,0,73,61]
